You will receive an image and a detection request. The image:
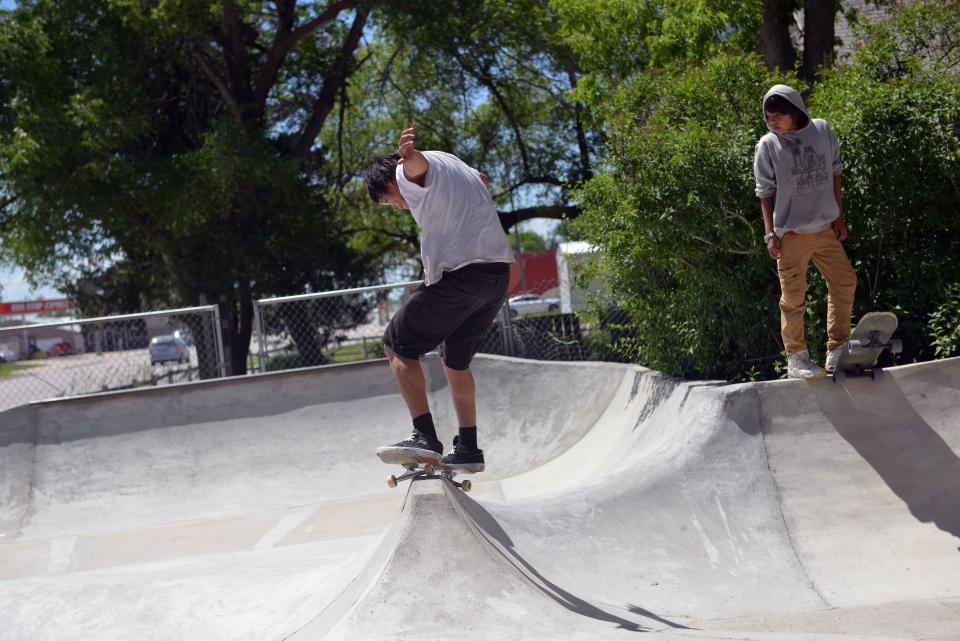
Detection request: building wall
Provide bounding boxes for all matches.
[508,251,559,296]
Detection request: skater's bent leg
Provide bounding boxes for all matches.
[385,346,430,418]
[444,363,476,428]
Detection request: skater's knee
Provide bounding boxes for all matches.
[778,279,807,306]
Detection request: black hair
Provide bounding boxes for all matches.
[763,94,810,129]
[364,152,401,203]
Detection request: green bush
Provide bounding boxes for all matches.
[264,353,306,372]
[811,1,960,363]
[572,53,788,381]
[571,3,959,381]
[928,283,960,359]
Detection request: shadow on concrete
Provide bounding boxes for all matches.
[444,481,691,633]
[625,605,691,629]
[813,378,960,541]
[631,371,678,430]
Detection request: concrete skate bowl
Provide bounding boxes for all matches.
[0,354,958,640]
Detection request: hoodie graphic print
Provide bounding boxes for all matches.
[753,84,843,236]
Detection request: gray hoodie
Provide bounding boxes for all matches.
[753,84,842,236]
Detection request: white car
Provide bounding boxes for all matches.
[0,345,19,363]
[507,294,561,318]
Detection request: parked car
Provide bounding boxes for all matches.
[506,293,561,318]
[48,341,76,357]
[0,345,19,363]
[149,335,189,365]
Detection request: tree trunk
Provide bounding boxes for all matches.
[211,286,255,378]
[182,312,219,380]
[498,205,580,233]
[233,278,254,376]
[279,301,329,368]
[758,0,797,71]
[801,0,837,82]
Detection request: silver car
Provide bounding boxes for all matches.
[507,293,561,318]
[149,335,188,365]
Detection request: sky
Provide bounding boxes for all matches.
[0,268,63,303]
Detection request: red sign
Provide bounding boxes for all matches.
[0,299,72,316]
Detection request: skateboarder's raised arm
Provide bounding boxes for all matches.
[398,123,428,187]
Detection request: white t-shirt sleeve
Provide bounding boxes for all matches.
[395,156,439,211]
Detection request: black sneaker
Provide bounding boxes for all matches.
[441,436,485,473]
[376,431,443,465]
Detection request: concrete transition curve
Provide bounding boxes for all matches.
[0,353,958,640]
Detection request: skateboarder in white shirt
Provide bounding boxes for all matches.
[363,124,515,472]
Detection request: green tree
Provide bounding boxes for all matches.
[509,229,549,252]
[571,1,960,380]
[810,0,960,362]
[572,54,788,380]
[0,0,377,374]
[376,0,596,231]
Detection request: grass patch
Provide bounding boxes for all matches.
[0,362,41,380]
[260,339,386,372]
[326,339,385,364]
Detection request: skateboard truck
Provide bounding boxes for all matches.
[833,329,903,383]
[386,464,472,492]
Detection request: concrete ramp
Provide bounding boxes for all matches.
[0,354,958,640]
[469,357,960,639]
[316,482,646,641]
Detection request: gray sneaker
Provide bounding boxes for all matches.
[786,349,826,379]
[824,344,845,372]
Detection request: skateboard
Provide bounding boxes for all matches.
[376,450,473,492]
[831,311,902,383]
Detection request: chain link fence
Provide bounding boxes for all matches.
[252,273,635,373]
[252,282,426,372]
[0,271,634,410]
[0,306,225,412]
[477,275,635,363]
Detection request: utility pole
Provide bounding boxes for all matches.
[510,191,527,292]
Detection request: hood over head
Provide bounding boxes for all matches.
[762,84,812,135]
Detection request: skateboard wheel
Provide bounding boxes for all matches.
[847,340,863,354]
[387,475,397,488]
[461,480,472,492]
[872,368,884,381]
[833,370,846,384]
[889,339,903,354]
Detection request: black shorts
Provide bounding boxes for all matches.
[383,262,510,370]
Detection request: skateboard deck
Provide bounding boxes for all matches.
[831,311,901,383]
[376,449,473,492]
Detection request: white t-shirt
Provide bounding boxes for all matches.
[396,151,515,286]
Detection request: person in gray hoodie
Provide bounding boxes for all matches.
[754,84,857,379]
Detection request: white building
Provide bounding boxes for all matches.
[556,241,600,314]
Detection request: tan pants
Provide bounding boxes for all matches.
[777,227,857,355]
